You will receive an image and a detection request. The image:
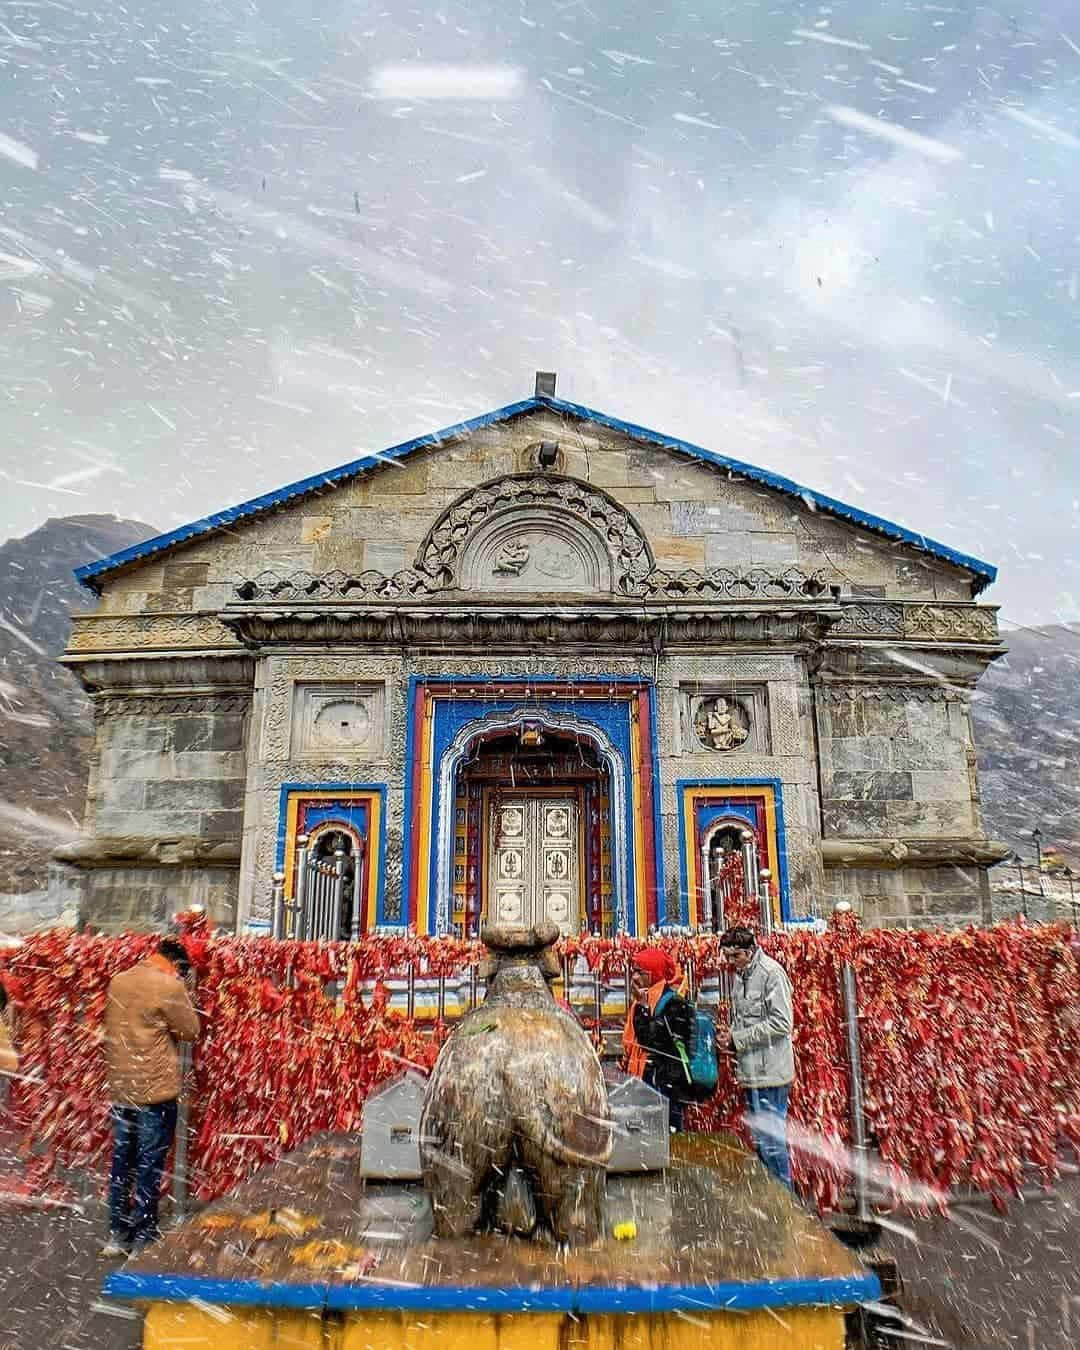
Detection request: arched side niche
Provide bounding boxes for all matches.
[415,472,654,593]
[460,508,612,593]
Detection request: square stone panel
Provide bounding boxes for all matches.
[290,681,386,759]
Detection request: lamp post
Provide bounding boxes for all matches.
[1032,827,1045,896]
[1015,852,1028,920]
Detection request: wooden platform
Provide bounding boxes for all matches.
[105,1132,880,1350]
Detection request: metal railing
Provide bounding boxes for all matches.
[272,835,359,941]
[704,827,774,933]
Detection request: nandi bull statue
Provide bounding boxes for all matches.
[419,921,612,1245]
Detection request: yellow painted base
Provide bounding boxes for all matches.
[143,1303,844,1350]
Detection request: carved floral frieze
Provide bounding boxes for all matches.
[67,613,240,653]
[93,692,252,718]
[816,683,971,704]
[831,601,999,643]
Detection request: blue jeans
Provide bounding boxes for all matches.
[743,1086,792,1188]
[108,1100,178,1246]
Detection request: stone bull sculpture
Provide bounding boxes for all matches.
[419,921,612,1245]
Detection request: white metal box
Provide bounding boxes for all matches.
[358,1070,426,1180]
[604,1068,670,1173]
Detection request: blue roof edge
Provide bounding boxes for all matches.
[74,393,996,594]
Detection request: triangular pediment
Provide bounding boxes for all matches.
[76,397,995,597]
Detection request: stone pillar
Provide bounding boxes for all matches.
[54,655,253,932]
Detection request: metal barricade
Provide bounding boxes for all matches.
[272,836,352,941]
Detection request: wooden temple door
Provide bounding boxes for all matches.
[487,795,582,935]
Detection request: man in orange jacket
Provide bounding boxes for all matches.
[102,937,199,1257]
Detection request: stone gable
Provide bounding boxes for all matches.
[88,409,977,623]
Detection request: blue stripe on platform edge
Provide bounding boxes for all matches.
[102,1272,328,1309]
[103,1270,881,1314]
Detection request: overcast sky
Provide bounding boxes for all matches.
[1,1,1078,621]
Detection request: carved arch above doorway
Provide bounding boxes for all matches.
[415,473,654,594]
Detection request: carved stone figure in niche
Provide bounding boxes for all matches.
[695,696,750,752]
[493,542,530,576]
[419,921,611,1244]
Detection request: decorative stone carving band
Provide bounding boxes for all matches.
[223,608,841,650]
[831,601,999,643]
[66,613,241,654]
[816,683,970,704]
[831,602,904,637]
[93,692,252,718]
[235,568,437,602]
[904,604,999,643]
[633,566,830,602]
[233,563,834,605]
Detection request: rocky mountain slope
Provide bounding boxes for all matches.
[0,515,156,893]
[973,623,1080,866]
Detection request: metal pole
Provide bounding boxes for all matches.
[740,828,757,928]
[312,864,324,941]
[841,961,871,1223]
[469,961,479,1011]
[1017,854,1028,920]
[171,1041,192,1222]
[437,974,446,1021]
[295,835,311,940]
[407,961,416,1020]
[271,872,286,940]
[350,844,364,941]
[1033,828,1045,896]
[593,970,603,1028]
[759,867,773,935]
[332,848,347,942]
[320,864,333,941]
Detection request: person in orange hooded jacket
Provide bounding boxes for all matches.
[622,948,693,1133]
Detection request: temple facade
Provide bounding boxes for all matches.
[59,376,1008,935]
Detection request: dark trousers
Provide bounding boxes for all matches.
[108,1100,178,1246]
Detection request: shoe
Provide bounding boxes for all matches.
[101,1238,128,1259]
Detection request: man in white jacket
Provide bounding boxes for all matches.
[720,926,794,1188]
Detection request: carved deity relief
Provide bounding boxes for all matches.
[492,542,530,576]
[694,696,750,752]
[473,525,597,592]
